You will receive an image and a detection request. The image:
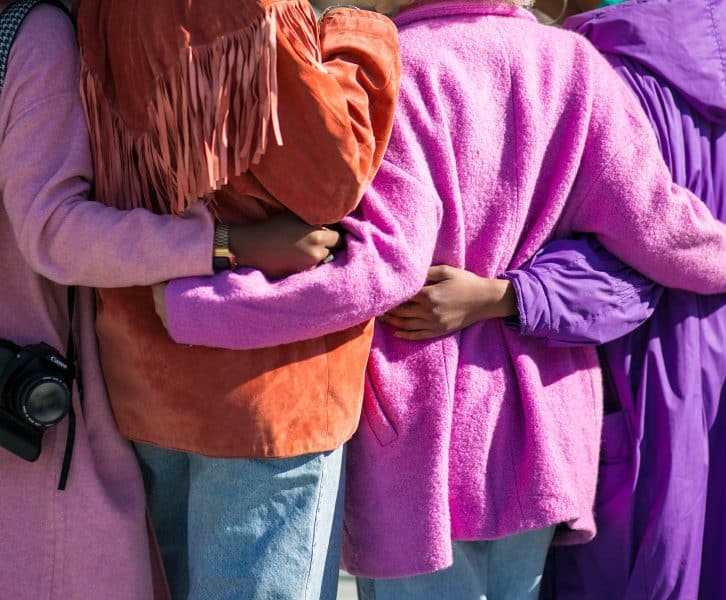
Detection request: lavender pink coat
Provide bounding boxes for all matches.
[0,6,213,598]
[164,1,726,578]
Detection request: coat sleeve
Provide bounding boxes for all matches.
[246,7,401,225]
[560,45,726,295]
[0,7,214,288]
[502,236,662,346]
[164,102,442,350]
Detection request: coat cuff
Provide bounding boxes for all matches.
[499,270,552,339]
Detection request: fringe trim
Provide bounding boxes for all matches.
[80,1,317,214]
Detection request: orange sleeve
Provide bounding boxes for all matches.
[248,5,401,225]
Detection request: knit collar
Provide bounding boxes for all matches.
[394,0,536,28]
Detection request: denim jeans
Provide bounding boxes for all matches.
[134,443,345,600]
[356,525,556,600]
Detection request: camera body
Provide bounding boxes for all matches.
[0,340,72,461]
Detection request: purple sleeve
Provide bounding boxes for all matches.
[0,7,214,288]
[502,236,662,347]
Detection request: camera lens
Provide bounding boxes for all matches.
[19,377,70,427]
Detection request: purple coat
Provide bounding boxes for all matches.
[502,2,726,598]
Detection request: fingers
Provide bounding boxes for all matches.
[386,301,429,319]
[426,265,455,283]
[316,228,341,249]
[393,329,442,341]
[379,313,431,331]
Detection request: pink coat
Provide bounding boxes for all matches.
[0,7,213,598]
[164,1,726,578]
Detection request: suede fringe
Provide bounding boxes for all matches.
[79,2,316,214]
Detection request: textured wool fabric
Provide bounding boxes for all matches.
[164,0,726,579]
[0,6,215,598]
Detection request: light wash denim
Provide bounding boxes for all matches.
[134,443,345,600]
[356,525,556,600]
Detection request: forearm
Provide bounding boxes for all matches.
[165,162,441,350]
[167,204,437,349]
[0,22,214,288]
[502,237,662,346]
[565,58,726,294]
[577,150,726,294]
[18,196,214,288]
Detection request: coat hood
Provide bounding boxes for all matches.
[565,0,726,123]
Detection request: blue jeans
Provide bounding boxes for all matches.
[134,443,345,600]
[356,526,556,600]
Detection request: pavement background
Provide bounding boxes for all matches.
[338,571,357,599]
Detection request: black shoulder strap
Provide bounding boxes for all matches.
[0,1,43,94]
[57,285,78,490]
[0,0,78,490]
[0,1,72,94]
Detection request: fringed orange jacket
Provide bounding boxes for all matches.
[76,0,401,457]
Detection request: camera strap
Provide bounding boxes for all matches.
[0,0,78,490]
[58,286,79,490]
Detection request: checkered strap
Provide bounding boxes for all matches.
[0,0,43,95]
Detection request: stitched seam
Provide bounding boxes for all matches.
[491,20,522,273]
[500,324,527,522]
[530,270,554,337]
[555,288,645,331]
[706,0,726,89]
[323,337,331,448]
[304,455,326,600]
[4,91,77,136]
[509,274,528,333]
[491,19,526,521]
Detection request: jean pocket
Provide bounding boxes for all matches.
[362,372,398,446]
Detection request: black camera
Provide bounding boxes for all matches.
[0,340,72,461]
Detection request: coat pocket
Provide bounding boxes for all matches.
[362,371,398,446]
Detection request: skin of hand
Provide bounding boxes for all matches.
[229,212,341,280]
[380,265,518,340]
[152,212,341,330]
[311,0,415,16]
[532,0,590,21]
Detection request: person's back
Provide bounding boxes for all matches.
[75,1,401,597]
[537,2,726,598]
[341,0,726,578]
[0,3,218,596]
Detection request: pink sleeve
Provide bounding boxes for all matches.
[562,49,726,294]
[0,6,213,288]
[165,119,442,350]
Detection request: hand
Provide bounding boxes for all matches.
[380,265,518,340]
[313,0,414,15]
[152,283,169,330]
[229,213,341,279]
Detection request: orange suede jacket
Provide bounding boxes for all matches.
[77,0,400,457]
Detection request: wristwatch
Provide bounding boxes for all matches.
[320,4,361,18]
[212,223,238,272]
